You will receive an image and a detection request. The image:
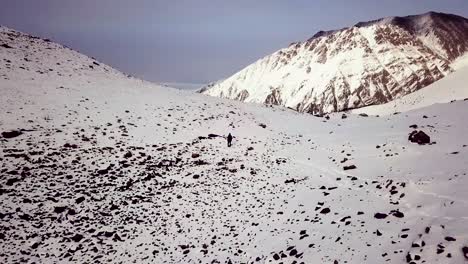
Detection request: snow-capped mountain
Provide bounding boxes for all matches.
[0,26,130,82]
[202,12,468,114]
[353,63,468,115]
[2,25,468,264]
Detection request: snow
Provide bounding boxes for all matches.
[451,53,468,70]
[161,82,205,90]
[1,26,468,264]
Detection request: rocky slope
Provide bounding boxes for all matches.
[2,26,468,264]
[202,12,468,115]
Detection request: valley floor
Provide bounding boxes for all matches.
[1,74,468,264]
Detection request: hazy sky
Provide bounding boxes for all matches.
[1,0,467,85]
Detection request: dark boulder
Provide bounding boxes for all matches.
[408,130,430,145]
[374,213,388,219]
[1,43,13,49]
[462,246,468,260]
[391,210,404,218]
[343,165,357,170]
[54,206,68,214]
[1,130,23,139]
[71,234,84,242]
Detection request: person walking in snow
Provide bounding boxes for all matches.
[227,133,233,147]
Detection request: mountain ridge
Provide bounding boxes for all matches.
[202,11,468,115]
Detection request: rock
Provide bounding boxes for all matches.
[113,233,124,242]
[31,242,40,249]
[445,236,456,242]
[63,143,78,149]
[320,208,331,214]
[259,123,267,128]
[391,210,404,218]
[425,226,431,234]
[273,253,280,260]
[6,178,20,186]
[191,153,200,158]
[408,130,430,145]
[208,134,220,138]
[462,246,468,260]
[75,197,85,204]
[124,151,132,158]
[97,169,108,175]
[1,130,23,139]
[341,113,347,119]
[409,124,418,129]
[1,43,13,49]
[359,113,368,117]
[54,206,68,214]
[71,234,84,242]
[374,213,388,219]
[343,165,357,170]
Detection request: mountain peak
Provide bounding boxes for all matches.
[203,12,468,115]
[308,11,468,42]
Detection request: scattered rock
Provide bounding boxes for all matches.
[408,130,430,145]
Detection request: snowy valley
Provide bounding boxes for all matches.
[1,21,468,264]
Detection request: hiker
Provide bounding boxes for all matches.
[227,133,233,147]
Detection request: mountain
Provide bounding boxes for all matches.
[2,26,468,264]
[201,12,468,115]
[353,64,468,115]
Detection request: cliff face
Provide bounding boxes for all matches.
[202,12,468,114]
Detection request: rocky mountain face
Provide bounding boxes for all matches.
[202,12,468,115]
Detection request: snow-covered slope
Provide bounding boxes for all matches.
[202,12,468,115]
[2,26,468,264]
[353,65,468,115]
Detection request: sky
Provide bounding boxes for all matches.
[1,0,467,87]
